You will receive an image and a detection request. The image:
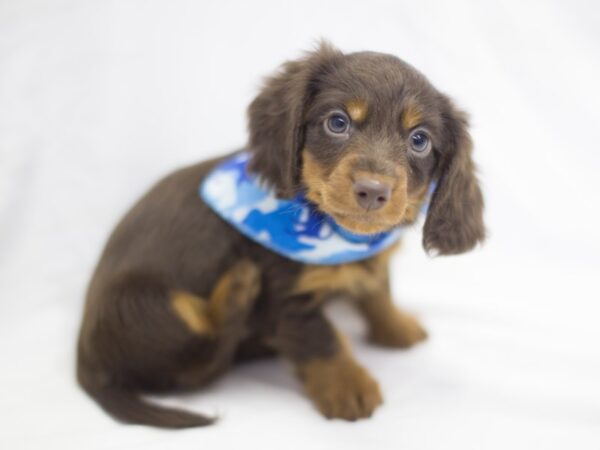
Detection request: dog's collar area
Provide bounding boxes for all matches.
[323,214,388,244]
[200,151,432,265]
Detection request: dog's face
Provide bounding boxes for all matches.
[299,53,441,235]
[248,43,484,255]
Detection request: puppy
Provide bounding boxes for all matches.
[77,43,484,428]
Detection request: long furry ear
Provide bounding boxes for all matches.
[423,101,485,255]
[247,42,342,198]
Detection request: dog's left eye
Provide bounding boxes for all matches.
[409,129,432,155]
[325,112,350,135]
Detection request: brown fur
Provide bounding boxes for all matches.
[77,42,484,428]
[297,333,382,420]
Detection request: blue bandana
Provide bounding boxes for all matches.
[200,152,433,265]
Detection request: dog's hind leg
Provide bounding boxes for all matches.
[77,260,261,427]
[170,259,262,388]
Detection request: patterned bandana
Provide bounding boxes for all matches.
[200,152,433,265]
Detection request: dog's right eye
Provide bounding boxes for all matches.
[324,112,350,136]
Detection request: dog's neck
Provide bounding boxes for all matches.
[200,151,430,265]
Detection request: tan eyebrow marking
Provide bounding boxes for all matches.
[402,103,423,130]
[345,99,368,123]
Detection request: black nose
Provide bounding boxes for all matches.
[353,178,391,211]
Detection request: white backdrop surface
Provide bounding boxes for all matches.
[1,1,599,449]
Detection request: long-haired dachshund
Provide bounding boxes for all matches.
[77,43,484,428]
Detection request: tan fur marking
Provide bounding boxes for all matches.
[402,103,422,130]
[366,306,428,348]
[301,151,329,206]
[208,271,234,320]
[171,291,213,335]
[327,164,408,234]
[357,279,428,348]
[302,149,412,234]
[293,264,377,298]
[353,241,428,348]
[293,242,400,299]
[403,184,429,223]
[345,99,368,123]
[208,259,261,326]
[298,332,382,420]
[171,260,260,334]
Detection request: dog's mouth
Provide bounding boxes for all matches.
[331,211,402,235]
[317,199,407,235]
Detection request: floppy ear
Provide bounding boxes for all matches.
[247,43,342,198]
[423,101,485,255]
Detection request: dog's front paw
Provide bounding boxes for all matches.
[302,355,383,421]
[369,310,428,349]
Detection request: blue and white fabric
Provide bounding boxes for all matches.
[200,151,433,265]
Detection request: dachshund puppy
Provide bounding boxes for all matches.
[77,43,484,428]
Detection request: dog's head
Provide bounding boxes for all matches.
[247,43,484,255]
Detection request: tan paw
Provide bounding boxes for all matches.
[209,259,261,325]
[225,259,261,309]
[369,311,428,349]
[302,355,383,421]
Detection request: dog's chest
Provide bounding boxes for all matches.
[292,263,374,299]
[288,242,399,300]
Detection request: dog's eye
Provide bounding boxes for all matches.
[409,129,432,155]
[325,113,350,135]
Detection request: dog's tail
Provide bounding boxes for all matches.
[78,372,215,428]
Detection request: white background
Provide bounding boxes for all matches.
[1,1,599,449]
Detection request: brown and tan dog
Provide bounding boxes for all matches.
[77,43,484,428]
